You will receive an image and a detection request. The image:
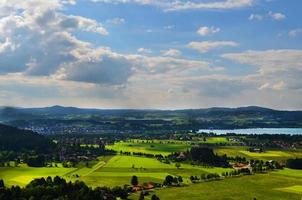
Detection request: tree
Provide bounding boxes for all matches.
[131,175,138,186]
[139,192,144,200]
[178,176,183,183]
[151,194,160,200]
[165,175,174,185]
[175,163,181,169]
[0,179,4,188]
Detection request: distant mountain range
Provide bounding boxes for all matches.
[1,105,302,133]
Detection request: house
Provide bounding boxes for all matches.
[233,163,250,169]
[177,152,186,160]
[132,182,156,192]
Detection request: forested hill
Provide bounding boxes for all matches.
[0,124,55,152]
[0,106,302,133]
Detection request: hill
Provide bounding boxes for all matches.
[0,123,55,153]
[0,106,302,134]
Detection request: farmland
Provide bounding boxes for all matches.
[0,154,233,188]
[1,136,302,199]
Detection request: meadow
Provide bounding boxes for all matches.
[215,146,302,161]
[140,173,302,200]
[106,137,232,156]
[1,139,302,200]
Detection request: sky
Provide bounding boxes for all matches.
[0,0,302,110]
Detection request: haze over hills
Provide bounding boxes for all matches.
[1,105,302,134]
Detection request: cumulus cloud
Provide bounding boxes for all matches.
[59,51,133,85]
[0,0,138,87]
[91,0,255,11]
[127,54,212,75]
[188,41,239,53]
[160,49,181,57]
[222,49,302,91]
[197,26,220,36]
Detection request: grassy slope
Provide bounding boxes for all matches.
[0,155,232,188]
[0,164,75,186]
[144,173,302,200]
[106,140,190,156]
[216,146,302,161]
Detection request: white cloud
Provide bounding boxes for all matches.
[137,48,152,54]
[59,49,133,85]
[106,17,125,25]
[0,0,136,87]
[248,11,286,22]
[197,26,220,36]
[288,28,302,37]
[222,49,302,91]
[268,11,286,21]
[160,49,181,57]
[248,14,263,21]
[126,54,214,76]
[188,41,239,53]
[91,0,255,11]
[164,25,174,30]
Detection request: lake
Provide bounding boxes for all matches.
[198,128,302,135]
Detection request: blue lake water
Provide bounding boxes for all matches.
[198,128,302,135]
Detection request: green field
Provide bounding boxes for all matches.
[0,155,232,188]
[106,140,190,155]
[216,146,302,161]
[2,138,302,200]
[0,164,75,186]
[106,137,232,156]
[141,173,302,200]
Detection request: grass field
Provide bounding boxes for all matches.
[133,173,302,200]
[272,168,302,178]
[2,139,302,200]
[106,137,231,156]
[198,137,232,144]
[276,185,302,195]
[215,146,302,161]
[0,155,233,188]
[106,140,190,155]
[0,164,75,186]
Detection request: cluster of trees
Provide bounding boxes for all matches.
[286,158,302,169]
[227,156,247,163]
[163,175,183,186]
[190,173,220,183]
[250,160,283,173]
[169,146,229,167]
[139,192,160,200]
[0,176,129,200]
[222,169,251,177]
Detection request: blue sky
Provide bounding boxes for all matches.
[0,0,301,109]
